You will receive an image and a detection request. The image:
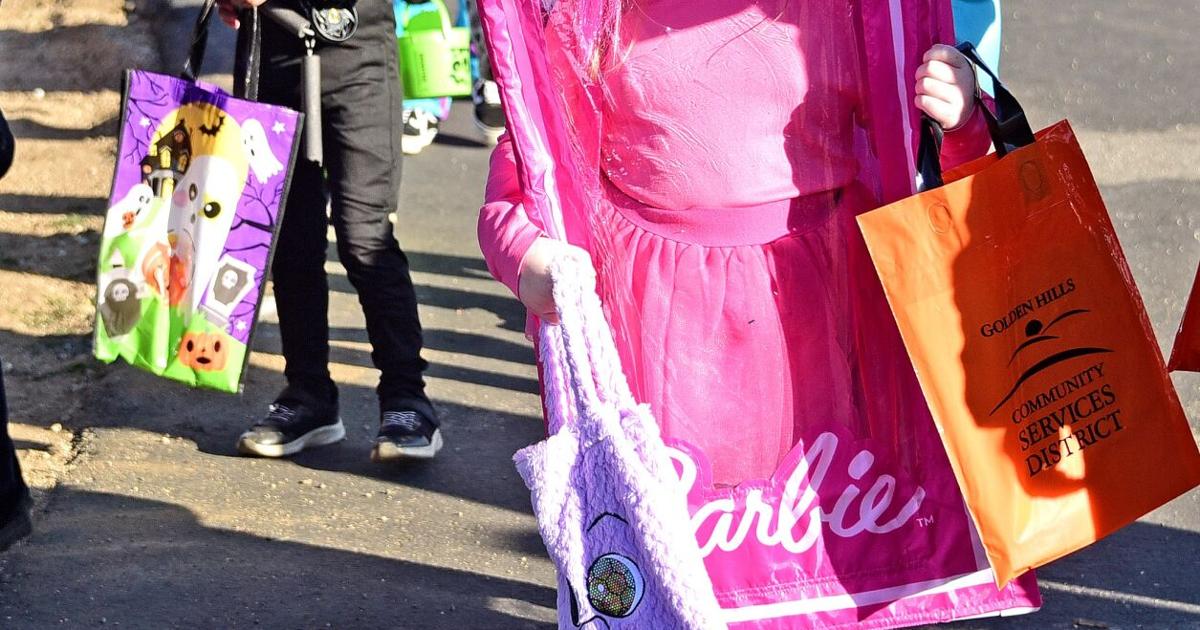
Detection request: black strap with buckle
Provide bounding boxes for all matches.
[299,0,358,43]
[259,4,327,165]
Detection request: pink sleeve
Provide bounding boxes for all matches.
[939,92,996,170]
[477,133,546,299]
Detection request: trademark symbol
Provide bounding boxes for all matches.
[917,515,935,527]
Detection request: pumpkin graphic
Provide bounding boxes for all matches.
[177,331,229,371]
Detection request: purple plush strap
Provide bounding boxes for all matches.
[541,253,663,445]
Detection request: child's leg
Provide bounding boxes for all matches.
[322,5,431,413]
[466,0,506,143]
[255,15,341,409]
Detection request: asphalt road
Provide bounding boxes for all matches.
[1,0,1198,628]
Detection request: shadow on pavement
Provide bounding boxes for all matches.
[280,398,546,512]
[932,521,1200,629]
[0,24,152,93]
[426,328,537,366]
[253,321,539,394]
[407,251,494,281]
[0,194,106,216]
[317,342,538,395]
[10,441,48,454]
[7,488,1191,629]
[0,488,555,629]
[76,362,546,515]
[326,325,536,368]
[433,132,489,149]
[0,229,99,282]
[3,116,119,141]
[326,272,527,335]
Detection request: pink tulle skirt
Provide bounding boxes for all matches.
[591,180,922,486]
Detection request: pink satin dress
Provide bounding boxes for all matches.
[481,0,990,486]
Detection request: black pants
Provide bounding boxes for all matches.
[0,367,28,524]
[258,0,429,413]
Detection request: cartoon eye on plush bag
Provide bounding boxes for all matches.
[93,0,303,393]
[581,553,645,619]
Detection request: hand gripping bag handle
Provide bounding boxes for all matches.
[181,0,262,101]
[918,41,1036,191]
[958,41,1035,155]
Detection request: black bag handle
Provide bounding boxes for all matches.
[181,0,218,82]
[233,8,261,100]
[917,41,1037,192]
[181,1,261,100]
[958,41,1035,156]
[917,115,946,191]
[183,3,322,162]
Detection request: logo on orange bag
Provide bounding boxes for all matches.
[979,278,1128,479]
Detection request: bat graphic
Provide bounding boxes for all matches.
[199,114,226,137]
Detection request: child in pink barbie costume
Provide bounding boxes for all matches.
[478,1,1045,626]
[481,0,988,485]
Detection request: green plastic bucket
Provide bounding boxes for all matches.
[397,0,472,99]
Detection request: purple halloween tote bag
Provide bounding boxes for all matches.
[93,1,302,393]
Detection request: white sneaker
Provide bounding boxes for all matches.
[371,408,443,462]
[471,80,506,146]
[401,108,440,155]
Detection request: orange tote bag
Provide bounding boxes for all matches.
[857,45,1200,587]
[1169,265,1200,372]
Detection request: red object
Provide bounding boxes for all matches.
[1169,265,1200,372]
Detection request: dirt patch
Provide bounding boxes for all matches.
[1,0,161,493]
[0,0,159,93]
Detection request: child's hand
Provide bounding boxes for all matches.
[518,238,593,325]
[914,44,977,130]
[217,0,268,29]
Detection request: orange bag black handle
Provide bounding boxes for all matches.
[917,116,946,191]
[917,41,1038,192]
